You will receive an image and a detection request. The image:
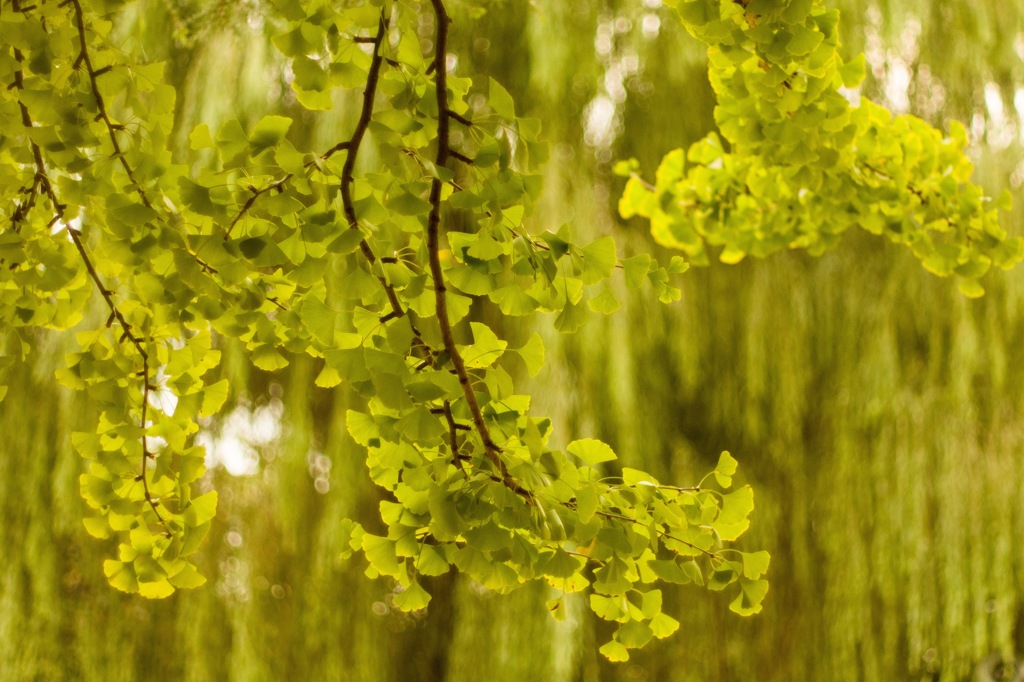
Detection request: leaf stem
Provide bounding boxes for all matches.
[594,509,718,558]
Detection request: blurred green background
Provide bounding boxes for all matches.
[5,1,1024,680]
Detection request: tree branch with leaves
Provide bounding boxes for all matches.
[1,0,1017,660]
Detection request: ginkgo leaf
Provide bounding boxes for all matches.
[567,438,617,465]
[249,115,292,155]
[393,580,432,612]
[515,333,545,377]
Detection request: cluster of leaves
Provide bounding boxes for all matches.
[0,0,773,657]
[619,0,1023,296]
[2,0,229,595]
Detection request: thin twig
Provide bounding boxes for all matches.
[215,12,434,361]
[67,0,217,274]
[224,176,290,239]
[595,509,717,558]
[442,401,469,478]
[66,228,167,529]
[9,44,46,231]
[861,161,927,203]
[448,110,473,127]
[70,0,151,208]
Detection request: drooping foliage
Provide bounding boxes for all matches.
[0,0,1015,665]
[621,0,1022,297]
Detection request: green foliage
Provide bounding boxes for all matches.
[620,0,1023,297]
[0,0,1013,660]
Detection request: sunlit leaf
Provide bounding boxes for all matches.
[393,580,432,612]
[730,579,769,616]
[567,438,617,466]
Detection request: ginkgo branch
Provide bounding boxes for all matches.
[425,0,529,500]
[442,401,469,477]
[70,0,151,207]
[333,9,435,362]
[12,25,170,535]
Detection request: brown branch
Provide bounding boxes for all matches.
[63,212,168,531]
[318,140,351,162]
[67,0,216,275]
[339,13,388,273]
[224,135,348,238]
[425,0,529,501]
[66,228,167,530]
[210,9,434,362]
[9,44,46,231]
[67,232,142,350]
[137,359,168,531]
[224,176,290,239]
[334,10,434,356]
[70,0,151,209]
[448,110,473,127]
[83,8,210,265]
[10,49,69,236]
[442,401,469,478]
[9,183,38,231]
[11,14,169,534]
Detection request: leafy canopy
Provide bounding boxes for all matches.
[0,0,1015,659]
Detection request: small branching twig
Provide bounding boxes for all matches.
[220,11,434,359]
[224,177,290,239]
[70,0,151,208]
[442,401,469,478]
[9,46,45,232]
[594,510,718,558]
[861,161,928,203]
[448,110,473,127]
[67,0,216,275]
